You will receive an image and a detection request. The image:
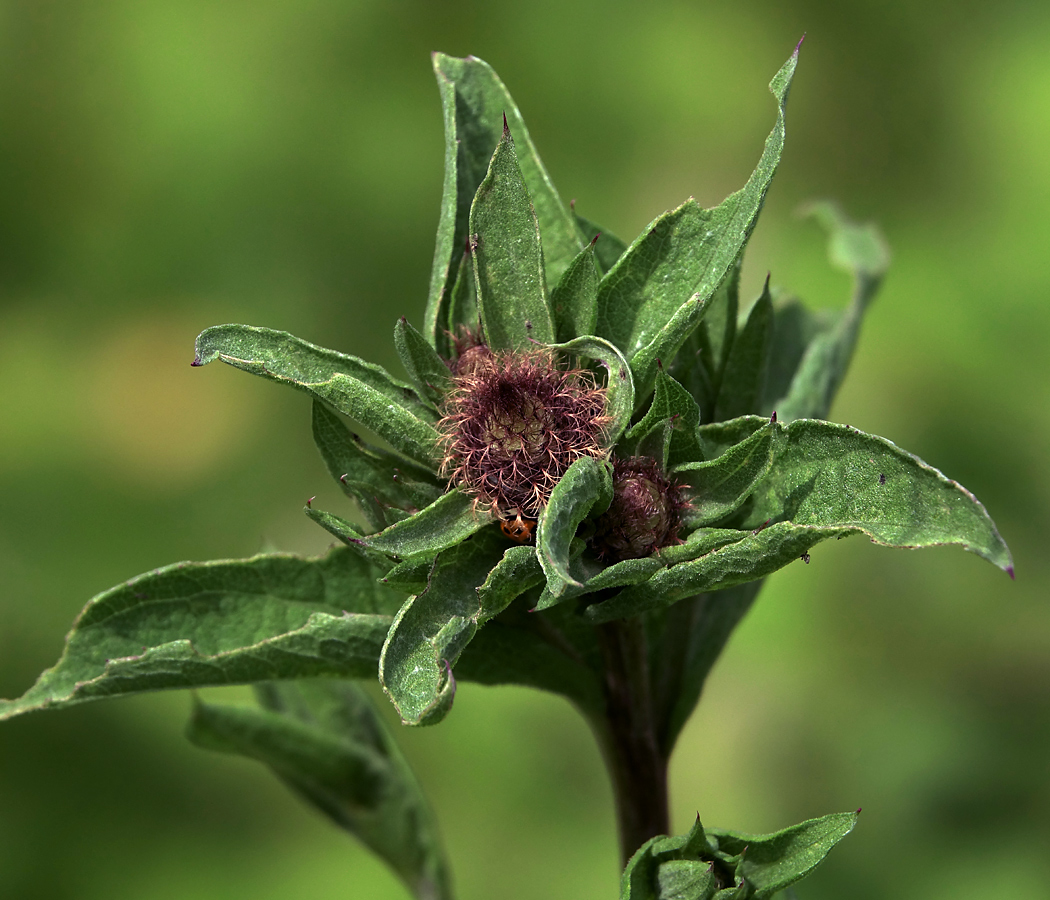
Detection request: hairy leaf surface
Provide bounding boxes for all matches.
[0,549,399,721]
[194,325,440,466]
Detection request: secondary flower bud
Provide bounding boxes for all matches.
[592,456,685,561]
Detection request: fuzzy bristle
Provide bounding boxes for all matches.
[438,349,608,518]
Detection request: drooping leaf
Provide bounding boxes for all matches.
[394,317,452,407]
[545,335,635,446]
[771,203,890,421]
[536,456,614,603]
[193,325,440,467]
[674,420,781,526]
[742,419,1014,572]
[469,122,555,350]
[188,680,452,900]
[715,276,774,420]
[591,417,1013,622]
[311,402,442,531]
[595,47,799,396]
[622,811,859,900]
[379,533,507,725]
[0,548,400,722]
[573,210,629,275]
[551,237,600,343]
[426,53,582,347]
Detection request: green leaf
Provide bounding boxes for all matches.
[551,237,600,343]
[536,456,613,603]
[446,248,479,339]
[591,417,1014,622]
[424,63,464,359]
[188,680,452,900]
[311,491,494,562]
[697,415,769,459]
[771,203,890,421]
[588,522,850,623]
[469,121,555,350]
[715,277,774,420]
[742,419,1014,573]
[545,335,635,446]
[573,210,629,275]
[0,548,400,722]
[454,601,605,715]
[623,811,858,900]
[626,369,704,469]
[379,533,507,725]
[394,317,451,407]
[707,812,860,898]
[311,402,442,531]
[596,47,798,393]
[668,257,741,423]
[428,53,582,313]
[674,420,780,526]
[194,325,440,467]
[363,490,494,559]
[650,581,764,754]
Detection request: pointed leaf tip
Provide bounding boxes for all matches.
[1007,566,1015,580]
[795,33,806,54]
[190,356,202,367]
[502,111,509,133]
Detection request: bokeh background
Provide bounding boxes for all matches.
[1,2,1047,898]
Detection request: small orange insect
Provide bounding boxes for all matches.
[499,509,536,543]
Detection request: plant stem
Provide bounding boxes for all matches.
[594,617,670,867]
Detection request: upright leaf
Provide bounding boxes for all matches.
[188,681,452,900]
[715,276,774,420]
[772,203,890,421]
[194,325,440,467]
[625,369,704,468]
[469,122,555,350]
[595,47,799,393]
[573,210,629,274]
[0,548,400,722]
[551,237,600,342]
[426,53,582,352]
[394,317,451,407]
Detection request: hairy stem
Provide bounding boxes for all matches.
[594,617,670,866]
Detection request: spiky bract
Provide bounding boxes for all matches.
[592,456,686,561]
[438,349,608,518]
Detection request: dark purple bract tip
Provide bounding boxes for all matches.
[1007,566,1015,580]
[190,356,202,367]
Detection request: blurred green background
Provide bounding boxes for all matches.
[1,1,1047,898]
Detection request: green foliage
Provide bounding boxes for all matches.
[1,43,1014,900]
[189,680,453,900]
[623,812,859,899]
